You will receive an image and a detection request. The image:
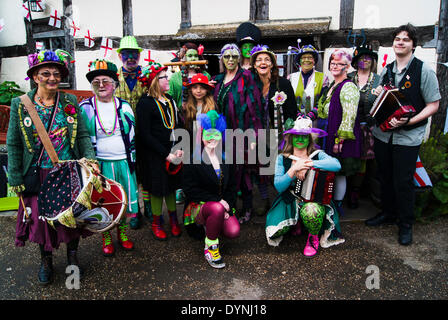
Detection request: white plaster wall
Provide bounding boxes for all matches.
[269,0,340,30]
[353,0,440,29]
[71,0,123,38]
[191,0,250,25]
[0,0,27,47]
[132,0,180,36]
[0,56,31,92]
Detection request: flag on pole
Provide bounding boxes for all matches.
[48,9,62,28]
[100,37,113,58]
[414,156,432,188]
[22,3,31,21]
[84,30,95,48]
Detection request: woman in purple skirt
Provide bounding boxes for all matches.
[7,50,97,285]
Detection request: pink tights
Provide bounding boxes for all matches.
[197,201,240,240]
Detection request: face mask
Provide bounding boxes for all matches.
[300,54,315,72]
[357,55,372,70]
[202,129,222,141]
[222,49,240,71]
[185,49,199,62]
[292,135,310,149]
[241,43,254,59]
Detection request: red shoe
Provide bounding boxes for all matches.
[169,211,181,237]
[152,215,167,240]
[117,223,134,250]
[102,231,114,257]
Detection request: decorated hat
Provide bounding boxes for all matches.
[249,44,277,67]
[187,73,214,90]
[236,22,261,45]
[283,117,327,137]
[351,44,378,69]
[137,59,167,87]
[197,110,226,134]
[27,49,72,78]
[86,59,118,82]
[116,36,142,54]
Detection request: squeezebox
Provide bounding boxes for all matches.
[288,153,335,205]
[369,86,406,125]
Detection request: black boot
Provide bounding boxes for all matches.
[67,249,84,279]
[365,212,397,227]
[38,253,53,285]
[398,223,413,245]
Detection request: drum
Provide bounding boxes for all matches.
[291,168,335,205]
[38,159,127,233]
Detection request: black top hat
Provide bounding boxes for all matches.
[236,22,261,45]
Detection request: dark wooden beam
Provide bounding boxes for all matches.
[180,0,191,29]
[122,0,133,36]
[431,0,447,135]
[340,0,354,30]
[250,0,269,22]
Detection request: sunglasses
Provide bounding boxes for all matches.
[38,71,61,79]
[91,79,115,87]
[223,55,239,60]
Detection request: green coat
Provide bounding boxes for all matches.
[6,88,96,191]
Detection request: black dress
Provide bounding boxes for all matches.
[135,94,182,196]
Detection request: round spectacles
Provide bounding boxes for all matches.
[91,79,115,87]
[330,63,347,68]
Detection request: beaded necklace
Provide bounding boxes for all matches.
[154,95,175,129]
[94,96,118,136]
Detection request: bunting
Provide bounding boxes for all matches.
[100,37,113,58]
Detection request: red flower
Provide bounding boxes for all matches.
[64,104,76,116]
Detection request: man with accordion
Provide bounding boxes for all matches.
[365,24,441,246]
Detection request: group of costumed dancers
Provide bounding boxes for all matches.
[7,22,440,284]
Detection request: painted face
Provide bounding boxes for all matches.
[300,53,315,73]
[120,49,140,71]
[202,129,222,141]
[185,49,199,62]
[292,135,310,149]
[158,71,170,93]
[91,75,116,100]
[241,43,254,59]
[254,53,272,77]
[33,66,61,91]
[393,31,414,57]
[222,49,240,71]
[329,56,348,77]
[357,55,372,70]
[190,84,208,102]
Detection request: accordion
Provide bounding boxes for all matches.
[292,168,335,205]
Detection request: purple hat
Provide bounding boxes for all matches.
[283,117,327,137]
[27,49,71,79]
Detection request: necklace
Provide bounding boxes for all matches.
[94,97,118,136]
[35,95,55,108]
[154,95,175,129]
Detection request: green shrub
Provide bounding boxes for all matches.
[0,81,25,105]
[415,128,448,222]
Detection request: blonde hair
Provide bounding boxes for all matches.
[147,73,163,98]
[183,85,216,131]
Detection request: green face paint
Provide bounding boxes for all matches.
[292,135,310,149]
[202,129,222,141]
[241,43,254,59]
[185,49,199,62]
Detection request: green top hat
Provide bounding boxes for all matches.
[117,36,143,54]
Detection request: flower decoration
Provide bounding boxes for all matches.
[137,60,167,88]
[27,53,39,68]
[250,44,269,57]
[271,91,287,106]
[64,104,77,117]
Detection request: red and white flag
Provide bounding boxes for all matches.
[36,42,44,51]
[84,30,95,48]
[100,37,113,58]
[69,18,80,37]
[48,9,62,28]
[34,0,46,11]
[0,19,5,33]
[22,3,31,21]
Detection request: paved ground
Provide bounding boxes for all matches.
[0,188,447,305]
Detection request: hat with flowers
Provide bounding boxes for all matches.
[137,59,167,88]
[27,49,72,78]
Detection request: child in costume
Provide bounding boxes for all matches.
[183,110,240,268]
[80,59,137,256]
[265,117,344,257]
[136,60,183,240]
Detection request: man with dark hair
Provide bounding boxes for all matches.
[365,23,440,245]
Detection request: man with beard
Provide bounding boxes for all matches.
[116,36,151,229]
[365,24,440,245]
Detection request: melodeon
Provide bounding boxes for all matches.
[369,86,406,125]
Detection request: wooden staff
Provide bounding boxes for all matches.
[163,60,208,66]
